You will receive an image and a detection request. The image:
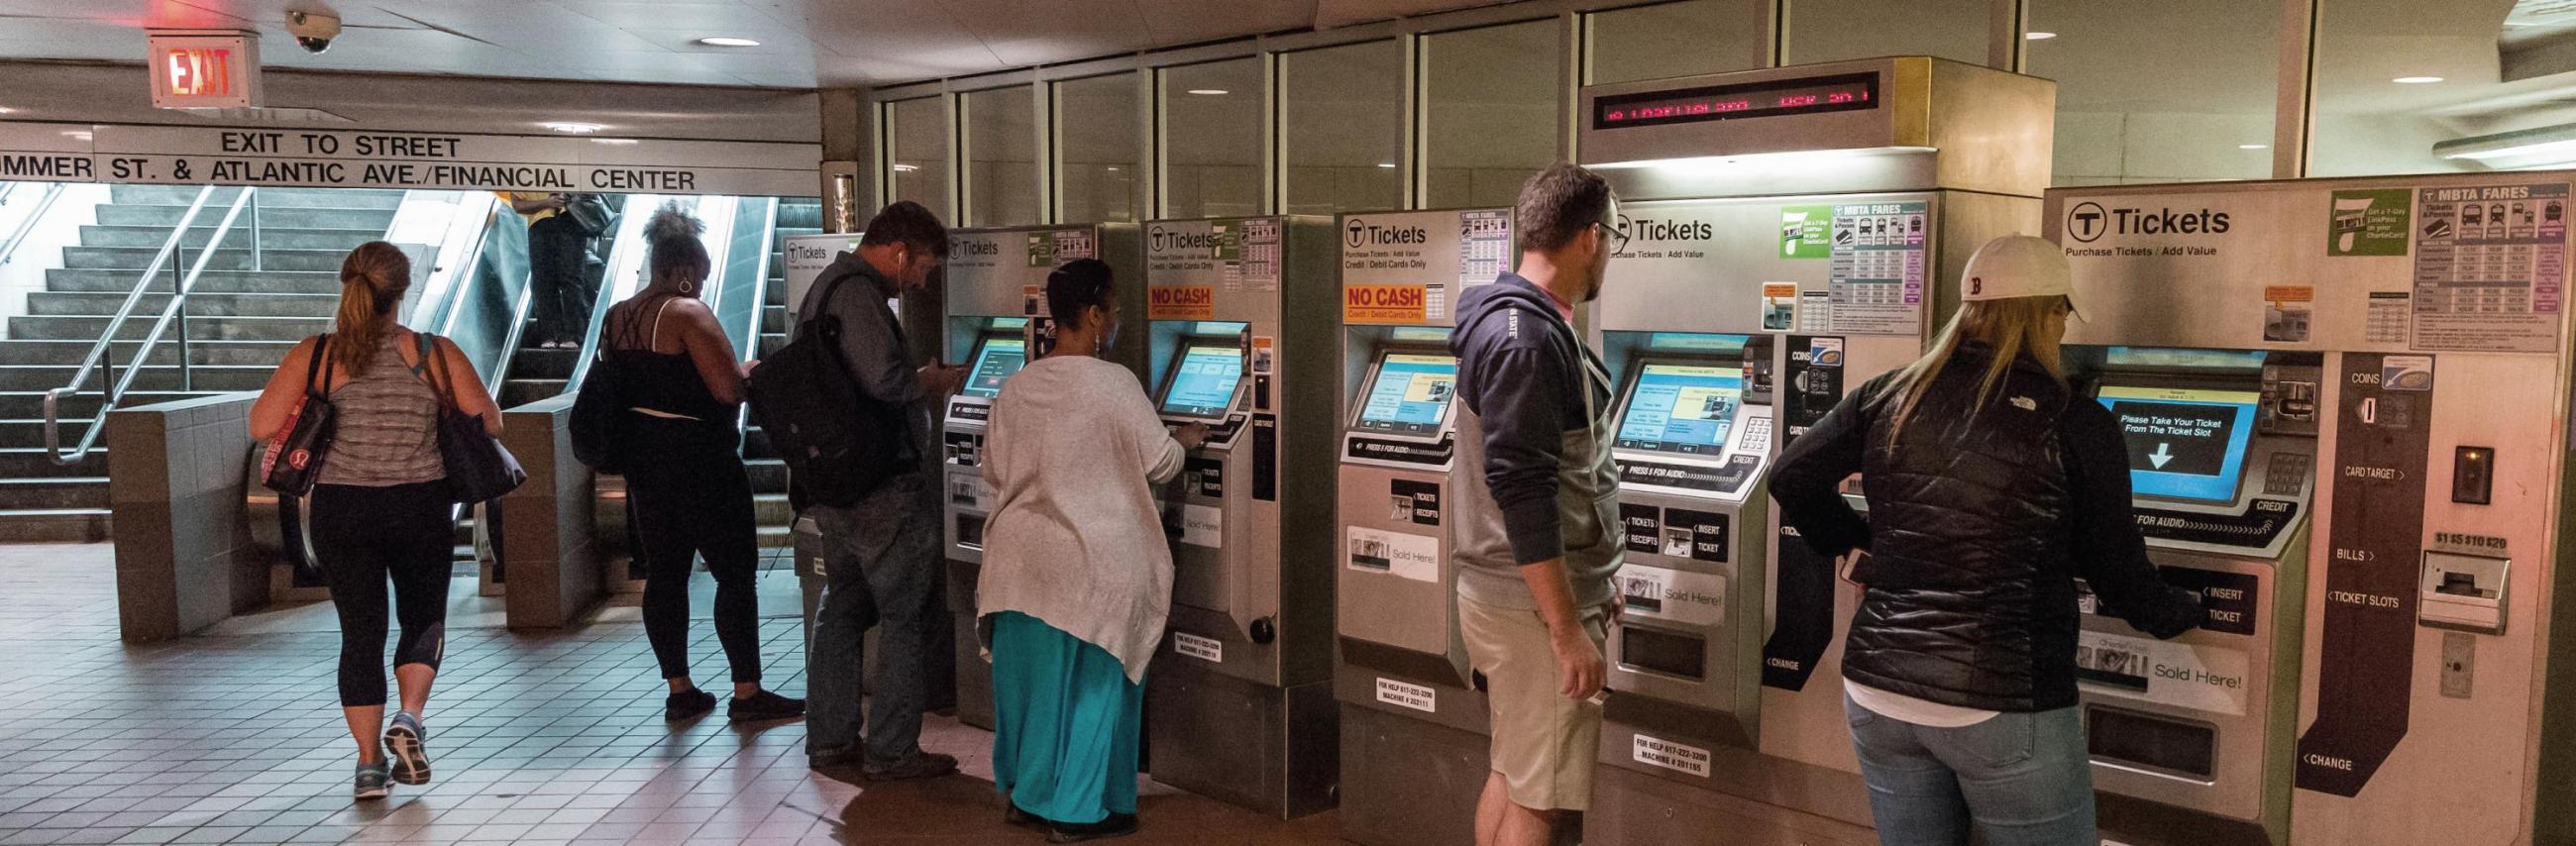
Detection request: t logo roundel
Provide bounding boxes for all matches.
[2069,201,2108,243]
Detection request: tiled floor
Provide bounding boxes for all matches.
[0,544,1343,845]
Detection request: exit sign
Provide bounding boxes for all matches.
[148,32,261,109]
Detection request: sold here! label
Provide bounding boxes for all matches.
[1344,284,1428,323]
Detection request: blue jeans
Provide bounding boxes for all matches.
[805,475,941,765]
[1844,693,2096,846]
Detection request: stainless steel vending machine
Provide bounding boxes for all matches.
[1136,216,1342,818]
[1333,208,1513,846]
[1575,56,2054,843]
[938,223,1141,728]
[2048,173,2576,846]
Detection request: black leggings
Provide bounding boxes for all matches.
[310,480,453,708]
[627,418,763,685]
[527,215,594,343]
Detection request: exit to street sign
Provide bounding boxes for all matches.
[148,32,261,109]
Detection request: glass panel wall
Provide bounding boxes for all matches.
[1585,0,1767,85]
[2028,1,2277,185]
[887,96,951,222]
[1160,57,1266,219]
[1280,40,1408,214]
[1425,20,1563,208]
[1785,0,1986,65]
[964,85,1038,226]
[2308,2,2559,175]
[1056,72,1139,223]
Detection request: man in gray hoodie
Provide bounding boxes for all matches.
[1449,163,1628,846]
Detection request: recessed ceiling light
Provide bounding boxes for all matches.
[1376,162,1396,168]
[542,122,606,134]
[892,163,919,172]
[2394,76,2444,84]
[1105,166,1121,172]
[60,130,91,140]
[2025,32,2056,40]
[696,37,760,48]
[2240,143,2269,150]
[1185,89,1229,95]
[591,138,639,146]
[0,107,16,114]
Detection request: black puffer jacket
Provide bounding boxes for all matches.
[1769,343,2201,712]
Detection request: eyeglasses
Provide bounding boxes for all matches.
[1601,215,1632,254]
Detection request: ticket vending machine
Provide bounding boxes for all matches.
[2048,174,2576,846]
[939,224,1142,729]
[1575,57,2053,842]
[1333,208,1513,846]
[1136,216,1341,818]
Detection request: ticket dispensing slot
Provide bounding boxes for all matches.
[943,316,1032,560]
[1150,321,1252,617]
[2064,346,2318,838]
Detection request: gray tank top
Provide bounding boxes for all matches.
[317,332,445,486]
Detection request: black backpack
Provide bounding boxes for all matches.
[745,270,916,509]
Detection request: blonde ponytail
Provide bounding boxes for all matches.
[333,242,412,372]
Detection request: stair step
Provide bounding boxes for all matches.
[0,365,275,392]
[95,204,391,230]
[27,290,342,318]
[0,477,109,509]
[509,348,579,380]
[763,305,785,334]
[45,268,343,295]
[0,390,206,419]
[9,314,329,342]
[60,246,351,272]
[0,339,298,368]
[0,448,109,478]
[0,509,111,543]
[746,458,784,492]
[76,224,387,251]
[500,379,568,408]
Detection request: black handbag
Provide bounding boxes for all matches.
[564,193,614,237]
[260,335,339,495]
[569,346,628,475]
[419,333,526,504]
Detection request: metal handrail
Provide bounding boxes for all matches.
[0,182,67,267]
[736,198,780,364]
[43,186,257,465]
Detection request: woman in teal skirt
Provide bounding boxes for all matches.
[977,259,1208,842]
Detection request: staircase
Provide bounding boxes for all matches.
[747,197,820,566]
[0,186,398,542]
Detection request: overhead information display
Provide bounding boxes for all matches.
[1592,72,1878,130]
[960,336,1026,399]
[1615,363,1745,456]
[1356,354,1459,435]
[2096,384,2259,503]
[1160,344,1245,418]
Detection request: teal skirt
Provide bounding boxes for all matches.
[988,611,1144,824]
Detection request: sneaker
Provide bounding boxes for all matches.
[727,689,806,723]
[807,743,868,771]
[666,688,717,722]
[383,711,431,786]
[353,762,391,801]
[860,751,959,782]
[1047,812,1138,843]
[1005,802,1043,829]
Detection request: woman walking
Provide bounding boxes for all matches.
[977,259,1206,842]
[600,202,805,723]
[250,242,502,800]
[1769,235,2203,846]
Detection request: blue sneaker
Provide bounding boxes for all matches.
[384,711,431,786]
[354,762,391,800]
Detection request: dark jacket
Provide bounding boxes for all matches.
[1769,342,2201,712]
[796,253,933,475]
[1449,274,1622,610]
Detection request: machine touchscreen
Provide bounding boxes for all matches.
[1614,361,1744,456]
[961,335,1027,399]
[1160,343,1246,419]
[2095,383,2259,503]
[1355,353,1458,436]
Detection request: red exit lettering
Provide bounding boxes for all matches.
[162,48,233,97]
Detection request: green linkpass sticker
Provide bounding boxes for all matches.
[2328,188,2410,257]
[1027,233,1052,267]
[1780,205,1831,259]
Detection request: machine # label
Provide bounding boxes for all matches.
[1375,678,1437,712]
[1346,526,1439,583]
[1631,733,1712,778]
[1173,632,1223,664]
[2076,630,2250,716]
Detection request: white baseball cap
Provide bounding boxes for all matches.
[1960,235,2075,306]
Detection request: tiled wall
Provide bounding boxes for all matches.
[106,392,262,642]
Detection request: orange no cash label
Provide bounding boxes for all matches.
[1344,284,1428,323]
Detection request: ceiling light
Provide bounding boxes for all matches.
[2394,76,2444,84]
[0,107,15,114]
[2434,124,2576,168]
[1105,166,1121,171]
[696,37,760,47]
[60,130,91,140]
[1375,162,1396,168]
[542,122,606,134]
[1185,89,1229,95]
[2025,32,2056,40]
[892,163,919,172]
[2239,144,2269,150]
[591,138,639,146]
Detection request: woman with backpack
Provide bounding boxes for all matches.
[595,202,805,724]
[250,242,503,800]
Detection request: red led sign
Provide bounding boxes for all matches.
[1594,72,1878,130]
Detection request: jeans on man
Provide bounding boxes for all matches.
[526,215,593,344]
[1843,693,2097,846]
[805,474,942,765]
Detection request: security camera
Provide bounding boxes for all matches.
[286,10,340,53]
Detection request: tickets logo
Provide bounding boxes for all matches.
[951,237,1002,257]
[1346,219,1430,249]
[2066,201,2230,243]
[1150,226,1225,254]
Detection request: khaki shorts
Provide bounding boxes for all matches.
[1457,593,1608,812]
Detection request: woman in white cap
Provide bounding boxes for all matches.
[1768,235,2203,845]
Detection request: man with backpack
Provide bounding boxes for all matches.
[792,201,967,780]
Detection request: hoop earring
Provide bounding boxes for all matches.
[679,278,696,295]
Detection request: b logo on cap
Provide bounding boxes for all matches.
[1969,276,1983,295]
